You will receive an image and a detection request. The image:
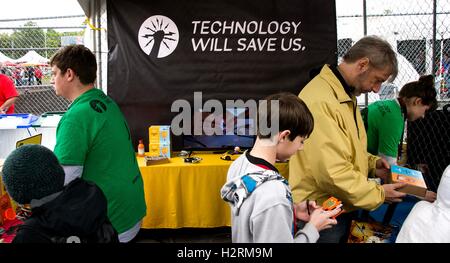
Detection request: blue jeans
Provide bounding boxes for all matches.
[369,196,418,227]
[368,196,418,241]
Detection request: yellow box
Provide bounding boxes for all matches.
[148,143,171,158]
[149,126,170,144]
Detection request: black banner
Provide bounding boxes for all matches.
[107,0,337,149]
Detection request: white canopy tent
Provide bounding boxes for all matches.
[15,50,49,65]
[0,51,16,64]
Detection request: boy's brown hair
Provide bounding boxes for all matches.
[257,92,314,141]
[50,45,97,85]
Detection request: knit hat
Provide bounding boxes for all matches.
[1,144,65,204]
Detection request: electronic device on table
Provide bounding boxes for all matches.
[182,107,255,151]
[220,147,243,161]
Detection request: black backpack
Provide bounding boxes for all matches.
[13,217,119,243]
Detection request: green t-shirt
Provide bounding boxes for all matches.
[54,88,146,233]
[362,99,404,158]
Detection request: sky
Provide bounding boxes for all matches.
[1,0,448,21]
[0,0,85,32]
[0,0,381,19]
[1,0,447,39]
[337,0,450,16]
[0,0,84,19]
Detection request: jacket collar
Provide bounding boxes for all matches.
[245,150,279,173]
[320,65,354,103]
[30,191,63,209]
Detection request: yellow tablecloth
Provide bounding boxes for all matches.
[138,153,288,229]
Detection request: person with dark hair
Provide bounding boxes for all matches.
[1,145,118,243]
[27,67,35,85]
[50,45,146,242]
[362,75,437,166]
[289,36,407,243]
[362,75,438,226]
[438,52,450,75]
[221,93,342,243]
[35,66,43,85]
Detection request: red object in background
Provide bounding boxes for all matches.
[0,194,12,225]
[35,67,43,79]
[4,208,16,220]
[0,194,20,243]
[0,218,23,243]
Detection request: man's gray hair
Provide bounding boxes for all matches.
[343,35,398,82]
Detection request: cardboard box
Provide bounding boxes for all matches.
[0,114,38,129]
[144,156,170,166]
[390,165,427,198]
[149,125,170,144]
[148,125,171,157]
[148,143,171,158]
[347,220,396,243]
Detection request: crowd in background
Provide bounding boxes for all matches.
[0,65,46,86]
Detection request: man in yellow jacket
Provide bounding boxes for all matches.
[289,36,407,243]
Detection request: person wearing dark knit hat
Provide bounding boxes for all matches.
[1,145,119,243]
[2,145,65,205]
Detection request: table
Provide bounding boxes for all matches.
[0,113,62,159]
[137,153,289,229]
[0,127,57,159]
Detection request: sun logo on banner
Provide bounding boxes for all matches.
[138,15,179,58]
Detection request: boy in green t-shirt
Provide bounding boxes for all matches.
[50,45,146,242]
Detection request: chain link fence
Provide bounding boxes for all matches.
[407,107,450,192]
[2,1,448,112]
[0,14,85,115]
[337,0,450,187]
[337,0,450,105]
[1,1,449,184]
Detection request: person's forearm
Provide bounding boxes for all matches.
[0,96,18,113]
[379,153,397,166]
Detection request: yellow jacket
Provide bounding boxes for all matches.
[289,65,384,212]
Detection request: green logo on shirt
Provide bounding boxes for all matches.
[90,99,107,113]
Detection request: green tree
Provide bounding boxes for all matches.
[0,33,13,58]
[1,21,85,60]
[45,29,61,58]
[11,21,45,58]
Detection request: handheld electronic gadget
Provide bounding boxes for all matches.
[322,196,344,219]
